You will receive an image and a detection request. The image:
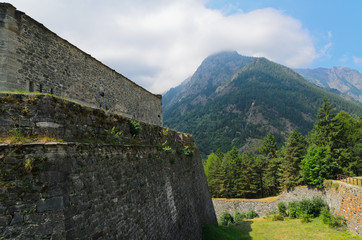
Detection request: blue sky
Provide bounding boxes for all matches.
[6,0,362,93]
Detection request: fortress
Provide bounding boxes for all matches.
[0,3,217,239]
[0,3,162,126]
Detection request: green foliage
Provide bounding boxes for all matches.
[159,140,172,153]
[279,129,305,190]
[277,202,287,217]
[24,158,35,172]
[287,197,328,222]
[164,55,362,158]
[288,201,298,219]
[105,126,122,143]
[301,145,340,188]
[311,197,328,217]
[161,128,169,136]
[129,119,141,137]
[9,123,25,143]
[272,214,285,221]
[219,212,234,226]
[259,133,277,158]
[246,210,258,219]
[320,207,346,229]
[183,145,194,156]
[234,212,246,223]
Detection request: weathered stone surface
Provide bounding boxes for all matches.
[36,197,64,212]
[0,143,217,239]
[0,3,162,126]
[0,94,217,239]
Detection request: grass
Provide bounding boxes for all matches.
[203,217,362,240]
[0,134,63,144]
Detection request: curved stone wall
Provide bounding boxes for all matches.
[213,183,362,235]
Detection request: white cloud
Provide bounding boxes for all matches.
[353,56,362,66]
[7,0,317,93]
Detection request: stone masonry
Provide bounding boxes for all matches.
[213,183,362,236]
[0,3,162,125]
[0,93,217,239]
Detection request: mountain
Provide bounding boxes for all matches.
[294,67,362,103]
[163,52,362,158]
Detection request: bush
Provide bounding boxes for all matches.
[321,206,332,224]
[272,214,285,221]
[277,202,287,217]
[300,213,312,223]
[219,212,234,226]
[246,210,259,219]
[297,199,314,219]
[311,197,328,217]
[288,201,298,219]
[234,212,246,223]
[320,207,346,229]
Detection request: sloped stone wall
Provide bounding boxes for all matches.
[0,93,217,239]
[0,3,162,125]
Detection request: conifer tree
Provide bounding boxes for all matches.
[259,133,280,196]
[279,129,305,190]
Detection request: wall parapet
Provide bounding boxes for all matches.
[0,93,176,146]
[0,3,162,125]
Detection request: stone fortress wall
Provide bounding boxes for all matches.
[0,93,217,239]
[213,183,362,236]
[0,3,162,126]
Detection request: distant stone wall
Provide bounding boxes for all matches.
[213,186,323,219]
[0,93,217,239]
[213,183,362,235]
[0,3,162,125]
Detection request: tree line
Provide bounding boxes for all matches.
[204,97,361,198]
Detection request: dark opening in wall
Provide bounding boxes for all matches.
[50,88,54,94]
[29,81,34,92]
[39,84,43,93]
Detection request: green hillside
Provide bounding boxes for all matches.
[163,52,362,158]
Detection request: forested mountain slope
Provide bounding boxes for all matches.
[163,52,362,157]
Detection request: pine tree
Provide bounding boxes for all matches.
[259,133,280,196]
[258,133,277,158]
[279,129,306,190]
[310,97,336,146]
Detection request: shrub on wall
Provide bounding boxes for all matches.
[246,210,259,219]
[288,201,298,219]
[219,212,234,226]
[321,207,346,229]
[234,212,246,223]
[277,202,287,217]
[129,120,141,137]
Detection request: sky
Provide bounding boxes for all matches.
[5,0,362,94]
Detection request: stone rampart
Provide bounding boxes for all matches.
[0,92,171,145]
[0,93,217,239]
[0,3,162,125]
[213,183,361,235]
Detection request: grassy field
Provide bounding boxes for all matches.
[203,217,362,240]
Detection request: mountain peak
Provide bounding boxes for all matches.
[295,67,362,102]
[163,53,362,157]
